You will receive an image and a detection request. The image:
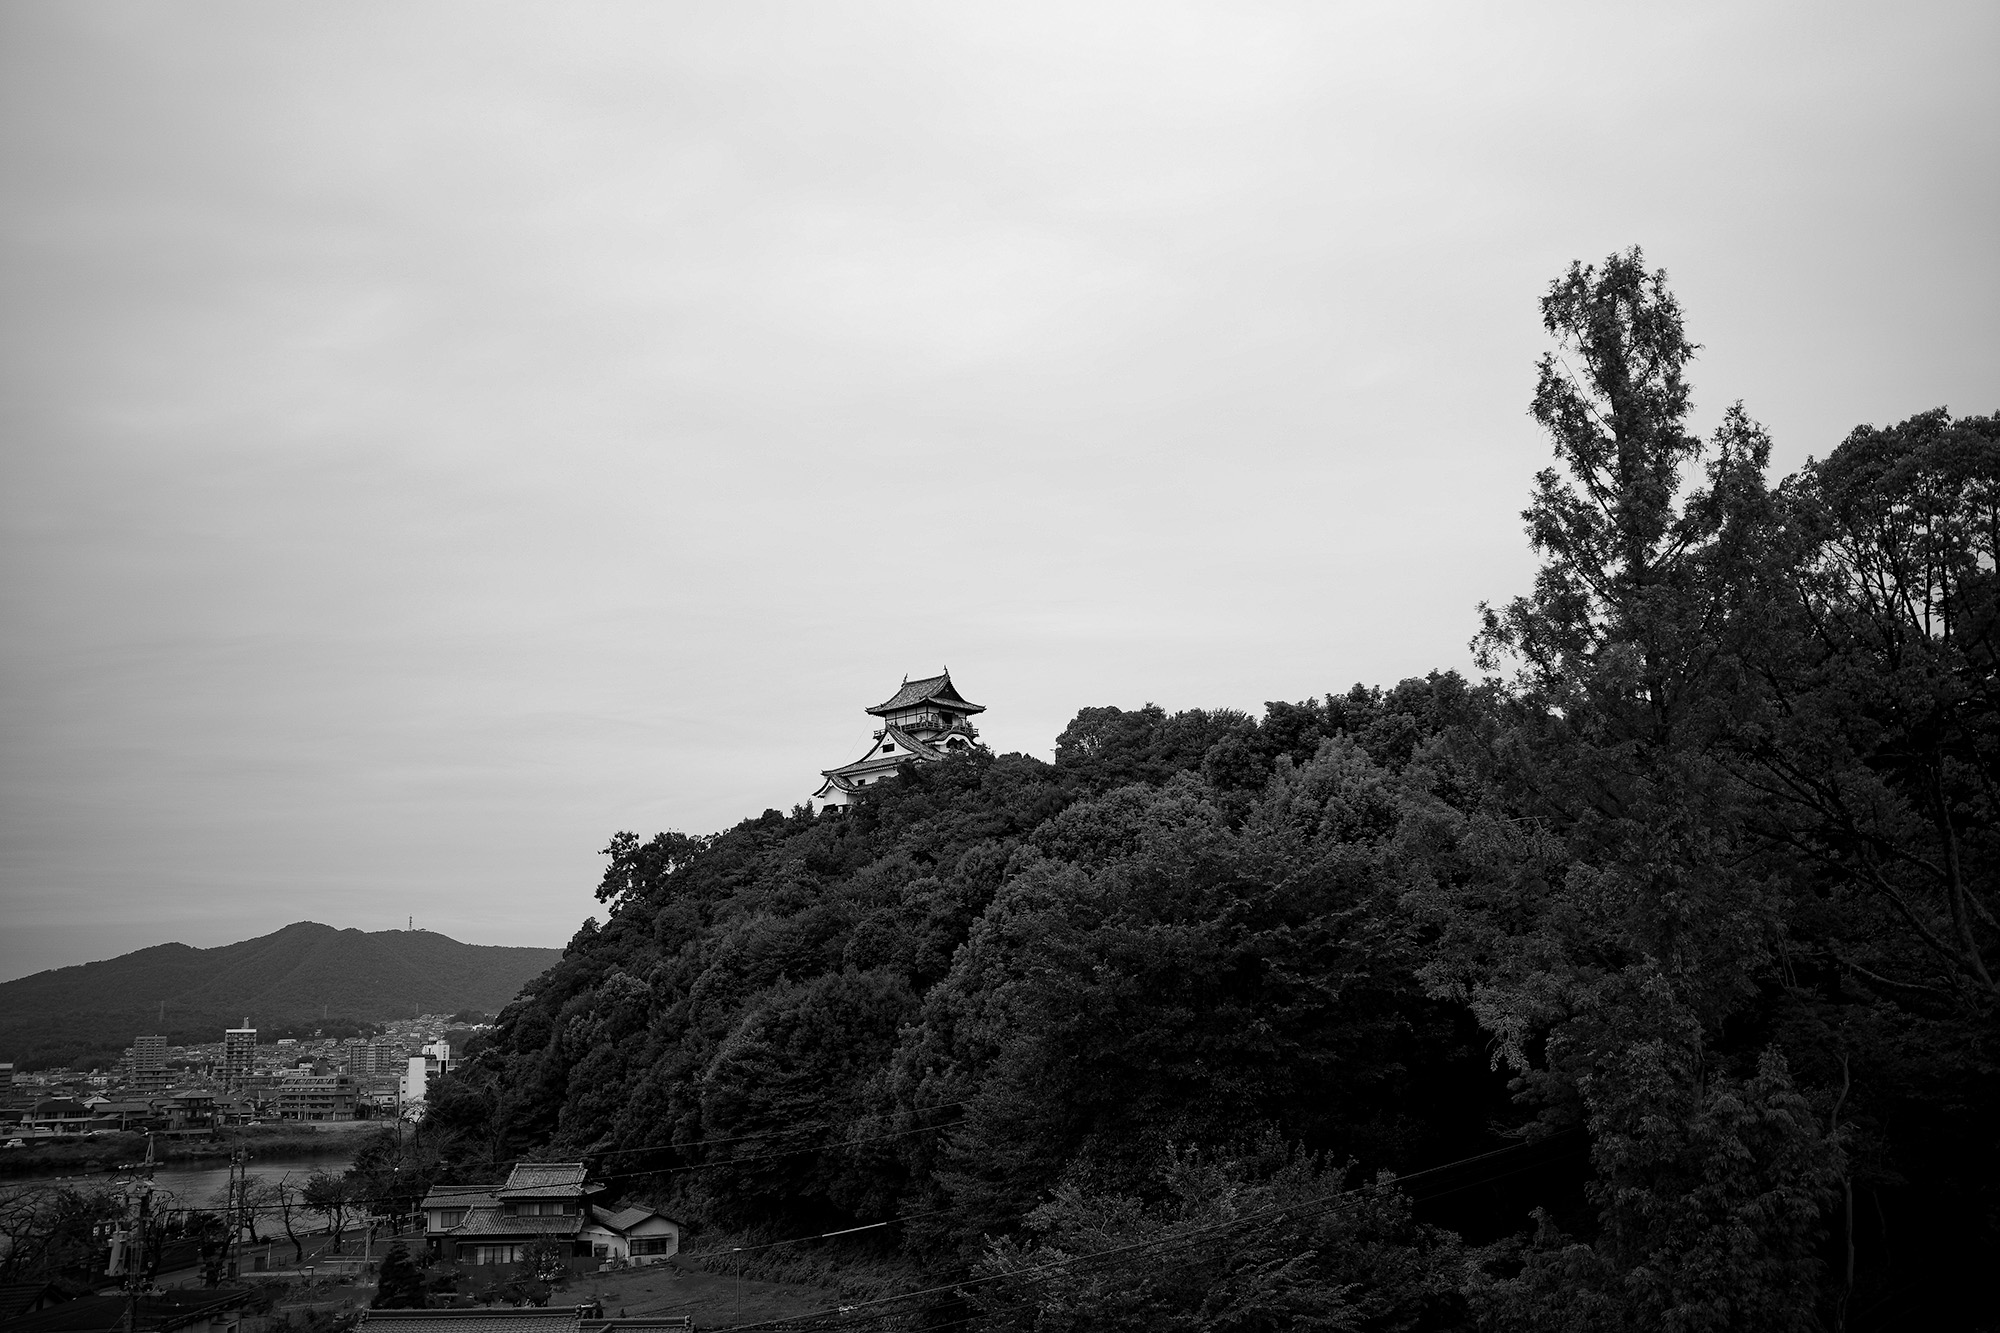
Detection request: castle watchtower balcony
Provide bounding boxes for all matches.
[812,671,984,812]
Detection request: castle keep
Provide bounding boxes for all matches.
[813,671,984,811]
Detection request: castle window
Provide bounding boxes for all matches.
[881,744,895,753]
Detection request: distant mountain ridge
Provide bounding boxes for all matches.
[0,922,561,1069]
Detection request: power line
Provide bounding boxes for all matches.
[28,1117,967,1220]
[582,1101,975,1157]
[677,1208,958,1262]
[608,1119,964,1181]
[707,1136,1581,1332]
[24,1123,1581,1333]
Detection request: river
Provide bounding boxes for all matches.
[4,1150,356,1206]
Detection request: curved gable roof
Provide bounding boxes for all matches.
[498,1162,589,1197]
[866,672,984,716]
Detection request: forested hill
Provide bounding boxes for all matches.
[433,257,1998,1330]
[0,923,560,1067]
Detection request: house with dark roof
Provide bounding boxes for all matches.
[812,671,984,811]
[86,1101,155,1132]
[19,1099,94,1136]
[148,1092,216,1131]
[421,1165,600,1267]
[0,1287,65,1324]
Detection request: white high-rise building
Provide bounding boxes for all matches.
[401,1054,428,1107]
[222,1020,256,1086]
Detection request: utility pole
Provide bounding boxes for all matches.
[122,1136,155,1333]
[220,1151,243,1282]
[124,1190,150,1333]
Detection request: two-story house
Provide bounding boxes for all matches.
[421,1164,598,1267]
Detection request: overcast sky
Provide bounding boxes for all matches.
[1,2,1994,982]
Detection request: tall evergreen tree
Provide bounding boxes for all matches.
[1436,248,1844,1330]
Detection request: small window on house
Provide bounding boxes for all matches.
[881,744,895,752]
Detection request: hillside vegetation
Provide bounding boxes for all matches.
[425,253,1997,1329]
[0,922,559,1067]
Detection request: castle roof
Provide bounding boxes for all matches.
[821,722,967,783]
[866,672,984,717]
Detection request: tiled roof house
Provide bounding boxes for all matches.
[0,1288,64,1323]
[421,1166,599,1267]
[421,1166,683,1271]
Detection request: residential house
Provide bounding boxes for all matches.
[19,1099,93,1136]
[420,1184,494,1236]
[209,1097,258,1126]
[577,1206,681,1266]
[420,1164,599,1267]
[149,1092,215,1131]
[87,1100,154,1132]
[0,1287,64,1323]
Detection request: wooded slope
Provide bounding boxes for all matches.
[434,257,1999,1330]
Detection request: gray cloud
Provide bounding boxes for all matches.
[3,0,1995,979]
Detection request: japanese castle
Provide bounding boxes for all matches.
[813,671,985,811]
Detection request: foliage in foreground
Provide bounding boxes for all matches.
[429,251,1997,1330]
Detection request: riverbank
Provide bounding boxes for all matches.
[0,1123,376,1177]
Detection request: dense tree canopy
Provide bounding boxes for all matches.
[430,251,1996,1330]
